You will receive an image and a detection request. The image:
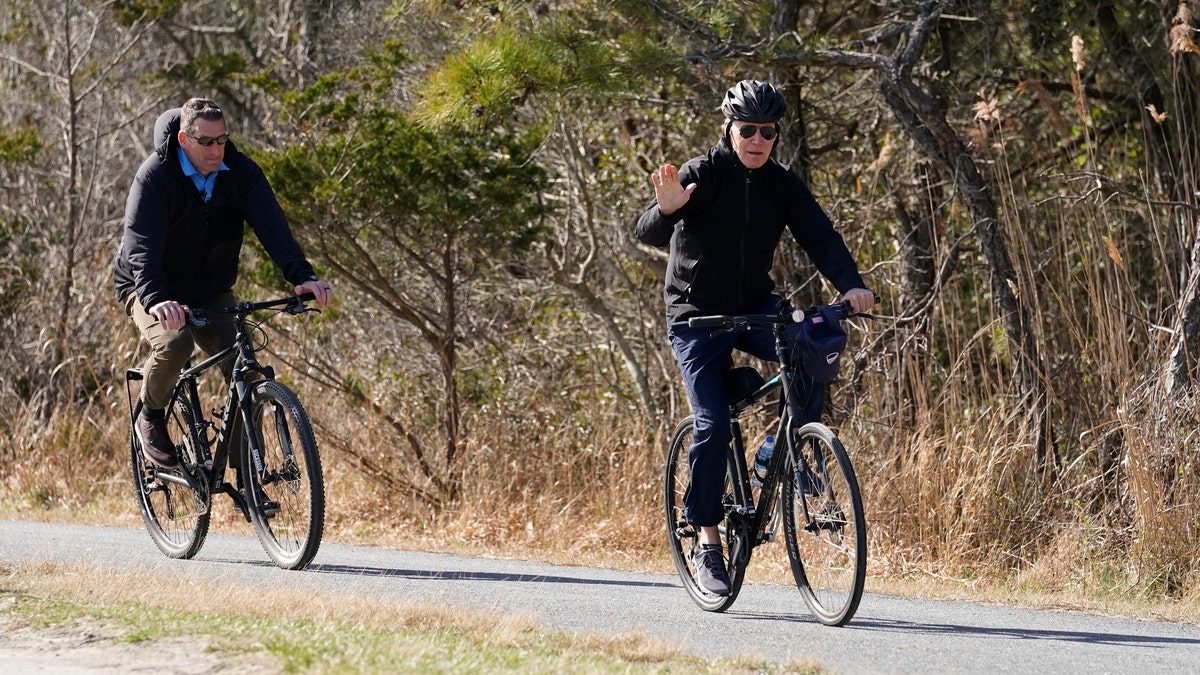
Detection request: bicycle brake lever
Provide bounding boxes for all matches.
[285,296,307,315]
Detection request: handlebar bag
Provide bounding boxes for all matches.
[786,305,848,383]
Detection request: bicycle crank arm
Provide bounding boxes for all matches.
[674,523,698,539]
[221,482,253,523]
[151,471,191,490]
[150,469,210,516]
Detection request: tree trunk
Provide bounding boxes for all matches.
[773,0,1051,465]
[440,237,462,502]
[1161,1,1200,394]
[881,75,1049,466]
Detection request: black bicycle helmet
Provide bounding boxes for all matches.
[721,80,787,123]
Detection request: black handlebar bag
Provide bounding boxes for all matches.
[786,305,848,383]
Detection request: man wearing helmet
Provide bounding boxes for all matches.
[636,80,875,596]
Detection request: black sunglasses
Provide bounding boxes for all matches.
[186,132,231,147]
[735,124,777,141]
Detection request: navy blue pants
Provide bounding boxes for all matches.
[669,297,823,527]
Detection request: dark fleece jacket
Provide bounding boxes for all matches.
[635,136,865,323]
[113,108,315,310]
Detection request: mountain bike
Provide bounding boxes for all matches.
[663,298,872,625]
[124,293,325,570]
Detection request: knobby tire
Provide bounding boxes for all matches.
[242,380,325,570]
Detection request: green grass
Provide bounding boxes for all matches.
[0,560,823,674]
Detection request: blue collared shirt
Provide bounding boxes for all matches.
[177,147,228,202]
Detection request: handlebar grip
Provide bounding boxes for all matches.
[297,291,316,302]
[688,316,728,329]
[186,308,209,327]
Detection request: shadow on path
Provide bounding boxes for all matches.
[729,610,1200,648]
[207,558,677,590]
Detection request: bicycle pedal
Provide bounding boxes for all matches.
[675,524,697,539]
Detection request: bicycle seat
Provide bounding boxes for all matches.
[727,366,765,403]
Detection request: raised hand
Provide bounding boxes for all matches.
[650,164,697,217]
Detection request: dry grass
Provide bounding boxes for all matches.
[3,43,1199,638]
[0,559,819,673]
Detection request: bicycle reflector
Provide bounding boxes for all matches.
[786,305,848,382]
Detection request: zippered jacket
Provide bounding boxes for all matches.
[113,108,316,311]
[635,137,865,323]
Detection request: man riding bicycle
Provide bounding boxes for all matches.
[113,97,333,470]
[635,80,874,596]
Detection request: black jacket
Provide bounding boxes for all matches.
[635,136,866,323]
[113,108,315,310]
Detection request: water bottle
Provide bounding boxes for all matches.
[751,434,776,486]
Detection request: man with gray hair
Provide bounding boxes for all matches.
[636,80,874,597]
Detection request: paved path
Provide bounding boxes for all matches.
[2,520,1197,673]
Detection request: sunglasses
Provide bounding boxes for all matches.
[735,124,777,141]
[186,132,231,147]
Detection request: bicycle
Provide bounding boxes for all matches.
[124,293,325,570]
[663,297,872,625]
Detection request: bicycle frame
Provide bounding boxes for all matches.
[124,294,310,511]
[710,301,843,569]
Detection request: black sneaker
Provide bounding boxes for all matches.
[136,413,178,468]
[691,544,732,596]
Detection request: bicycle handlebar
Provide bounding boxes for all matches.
[686,295,878,331]
[188,293,317,328]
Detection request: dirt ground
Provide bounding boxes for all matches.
[0,600,280,675]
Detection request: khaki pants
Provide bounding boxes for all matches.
[126,291,264,470]
[124,291,238,411]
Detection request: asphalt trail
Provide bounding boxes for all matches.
[2,520,1197,673]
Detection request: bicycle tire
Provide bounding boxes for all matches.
[781,421,866,626]
[129,396,211,559]
[241,380,325,570]
[663,416,746,611]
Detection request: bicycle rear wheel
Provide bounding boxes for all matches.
[242,380,324,570]
[781,421,866,626]
[663,416,745,611]
[129,396,211,559]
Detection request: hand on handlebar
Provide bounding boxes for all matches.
[294,278,334,310]
[149,300,190,331]
[841,288,876,315]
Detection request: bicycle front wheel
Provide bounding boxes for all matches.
[781,421,866,626]
[664,416,745,612]
[129,396,211,559]
[242,380,325,570]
